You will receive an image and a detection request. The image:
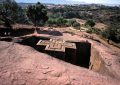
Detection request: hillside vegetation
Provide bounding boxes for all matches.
[47,4,120,43]
[0,0,120,43]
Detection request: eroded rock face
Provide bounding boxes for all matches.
[0,41,119,85]
[60,33,120,80]
[89,42,120,79]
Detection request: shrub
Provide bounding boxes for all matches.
[72,22,80,30]
[85,19,95,27]
[101,24,120,43]
[46,18,80,29]
[86,27,101,34]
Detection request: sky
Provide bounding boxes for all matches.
[15,0,120,5]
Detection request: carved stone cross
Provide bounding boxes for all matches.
[36,38,76,63]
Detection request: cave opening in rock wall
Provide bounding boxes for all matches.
[14,36,91,69]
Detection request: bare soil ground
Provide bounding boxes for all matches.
[0,41,119,85]
[94,23,107,30]
[75,18,107,30]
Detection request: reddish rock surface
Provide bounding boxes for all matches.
[0,41,119,85]
[0,27,120,85]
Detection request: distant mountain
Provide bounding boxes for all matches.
[17,0,88,8]
[39,0,87,5]
[17,0,120,7]
[18,3,35,8]
[17,0,87,5]
[104,4,120,6]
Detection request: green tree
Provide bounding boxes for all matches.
[26,2,48,27]
[72,22,80,30]
[85,20,95,27]
[56,17,67,26]
[66,19,76,26]
[46,17,67,27]
[0,11,13,28]
[0,0,27,24]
